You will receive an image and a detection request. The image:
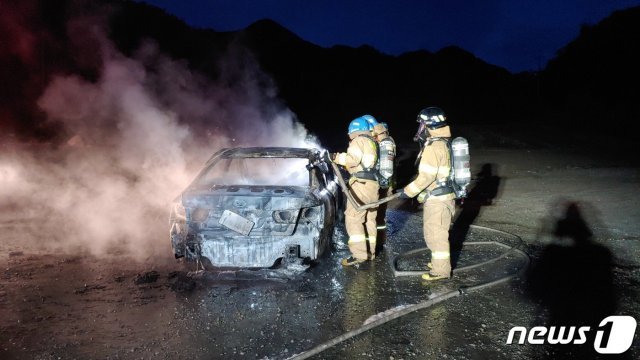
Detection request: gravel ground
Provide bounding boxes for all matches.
[1,148,638,359]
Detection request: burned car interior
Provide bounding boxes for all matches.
[170,147,340,269]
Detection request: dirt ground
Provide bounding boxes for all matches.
[1,147,639,359]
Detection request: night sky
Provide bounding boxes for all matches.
[138,0,640,73]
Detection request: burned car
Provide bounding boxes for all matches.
[170,147,340,269]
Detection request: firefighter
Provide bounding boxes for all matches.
[373,122,396,253]
[333,116,380,266]
[396,107,455,281]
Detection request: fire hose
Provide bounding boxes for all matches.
[286,224,530,360]
[329,161,400,211]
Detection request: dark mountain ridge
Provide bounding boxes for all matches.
[1,0,638,153]
[542,6,640,134]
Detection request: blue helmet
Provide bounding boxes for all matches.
[361,114,378,128]
[348,117,371,134]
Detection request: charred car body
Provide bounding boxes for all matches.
[170,147,340,268]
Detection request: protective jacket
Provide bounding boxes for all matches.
[403,126,455,202]
[335,131,378,182]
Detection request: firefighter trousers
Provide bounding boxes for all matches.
[345,179,379,260]
[423,199,455,276]
[375,186,393,252]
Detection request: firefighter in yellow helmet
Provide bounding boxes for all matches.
[333,116,380,266]
[396,107,455,281]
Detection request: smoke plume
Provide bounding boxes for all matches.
[0,2,318,260]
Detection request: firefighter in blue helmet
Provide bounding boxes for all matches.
[333,116,380,266]
[372,122,396,253]
[396,107,455,281]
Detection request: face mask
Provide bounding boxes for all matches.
[413,122,428,143]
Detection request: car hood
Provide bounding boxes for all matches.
[181,185,320,210]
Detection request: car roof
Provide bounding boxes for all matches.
[218,147,318,159]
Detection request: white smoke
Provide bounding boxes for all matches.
[1,15,319,260]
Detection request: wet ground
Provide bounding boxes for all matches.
[1,148,639,359]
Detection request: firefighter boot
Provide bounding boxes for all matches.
[341,256,366,267]
[421,272,450,281]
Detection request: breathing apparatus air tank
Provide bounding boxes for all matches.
[451,137,471,198]
[378,137,395,188]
